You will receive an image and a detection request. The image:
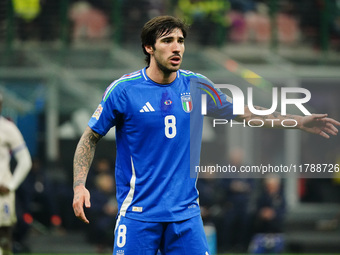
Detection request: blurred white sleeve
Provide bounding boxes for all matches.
[8,146,32,191]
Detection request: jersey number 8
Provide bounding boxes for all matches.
[164,115,176,138]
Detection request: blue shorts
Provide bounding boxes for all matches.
[113,214,210,255]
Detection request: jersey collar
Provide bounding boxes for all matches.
[142,67,180,84]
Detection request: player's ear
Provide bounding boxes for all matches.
[144,45,154,55]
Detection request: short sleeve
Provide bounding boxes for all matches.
[206,84,236,120]
[88,81,126,136]
[191,75,236,120]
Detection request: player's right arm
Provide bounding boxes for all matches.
[72,126,102,224]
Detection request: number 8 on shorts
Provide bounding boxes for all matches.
[117,224,127,248]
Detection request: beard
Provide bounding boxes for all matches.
[155,56,180,74]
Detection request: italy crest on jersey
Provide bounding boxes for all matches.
[181,93,193,113]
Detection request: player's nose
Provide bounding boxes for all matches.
[172,41,181,53]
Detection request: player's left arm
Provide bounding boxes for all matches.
[235,105,340,139]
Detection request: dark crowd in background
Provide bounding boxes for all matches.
[0,0,339,49]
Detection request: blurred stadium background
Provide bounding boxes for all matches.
[1,0,340,254]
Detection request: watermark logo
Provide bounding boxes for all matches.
[198,82,223,107]
[201,84,311,116]
[199,84,312,128]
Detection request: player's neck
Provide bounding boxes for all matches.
[146,65,177,84]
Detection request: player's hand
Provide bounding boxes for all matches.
[73,185,91,224]
[0,185,10,195]
[300,114,340,139]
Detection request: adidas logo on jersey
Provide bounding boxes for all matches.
[140,102,155,112]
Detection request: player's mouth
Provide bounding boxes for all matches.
[169,55,181,65]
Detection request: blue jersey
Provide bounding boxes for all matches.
[89,67,235,222]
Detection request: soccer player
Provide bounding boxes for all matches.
[72,16,340,254]
[0,93,32,255]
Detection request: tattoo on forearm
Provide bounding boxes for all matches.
[73,128,102,188]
